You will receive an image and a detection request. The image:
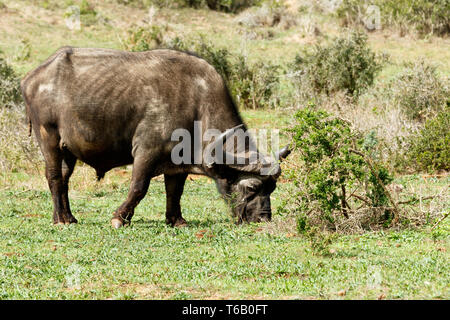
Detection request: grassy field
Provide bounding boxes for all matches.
[0,0,449,299]
[1,169,448,299]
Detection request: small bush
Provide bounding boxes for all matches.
[64,0,108,27]
[229,55,279,109]
[408,110,450,172]
[336,0,450,36]
[390,61,448,122]
[13,39,31,62]
[123,25,166,51]
[0,56,21,108]
[166,36,233,80]
[114,0,259,12]
[278,105,398,233]
[205,0,261,13]
[235,0,297,29]
[291,31,383,100]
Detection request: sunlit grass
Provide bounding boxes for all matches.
[0,172,448,299]
[0,0,448,300]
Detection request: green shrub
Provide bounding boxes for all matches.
[291,31,383,99]
[229,55,279,109]
[278,105,396,233]
[205,0,261,12]
[408,110,450,172]
[336,0,450,36]
[0,56,21,108]
[13,39,31,62]
[113,0,259,12]
[235,0,297,30]
[166,36,233,80]
[390,61,448,122]
[63,0,107,27]
[301,226,337,256]
[123,25,165,51]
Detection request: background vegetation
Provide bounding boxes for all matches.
[0,0,448,299]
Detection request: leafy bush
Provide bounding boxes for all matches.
[279,105,398,233]
[63,0,109,27]
[123,25,165,51]
[291,31,383,100]
[228,55,279,109]
[390,61,448,122]
[205,0,261,13]
[114,0,259,12]
[235,0,297,29]
[166,36,233,80]
[336,0,450,36]
[13,39,31,62]
[0,56,21,108]
[408,110,450,172]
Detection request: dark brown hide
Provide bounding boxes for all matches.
[21,47,288,227]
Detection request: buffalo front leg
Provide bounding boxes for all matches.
[164,173,188,227]
[111,153,155,228]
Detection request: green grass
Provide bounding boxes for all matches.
[0,0,449,300]
[0,170,448,299]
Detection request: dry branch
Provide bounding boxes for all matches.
[349,148,401,224]
[431,212,449,231]
[397,195,435,205]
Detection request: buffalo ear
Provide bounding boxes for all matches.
[238,178,262,192]
[275,145,291,160]
[206,162,232,179]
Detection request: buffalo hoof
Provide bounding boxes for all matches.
[166,217,188,228]
[111,218,124,229]
[54,217,78,226]
[174,220,188,228]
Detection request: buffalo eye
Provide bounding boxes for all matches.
[238,178,262,192]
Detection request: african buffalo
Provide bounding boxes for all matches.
[20,47,290,228]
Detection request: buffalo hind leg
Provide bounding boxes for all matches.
[111,152,155,228]
[164,173,188,227]
[39,126,77,225]
[60,151,78,224]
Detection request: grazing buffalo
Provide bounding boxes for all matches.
[20,47,290,228]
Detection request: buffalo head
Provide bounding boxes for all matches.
[208,125,291,223]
